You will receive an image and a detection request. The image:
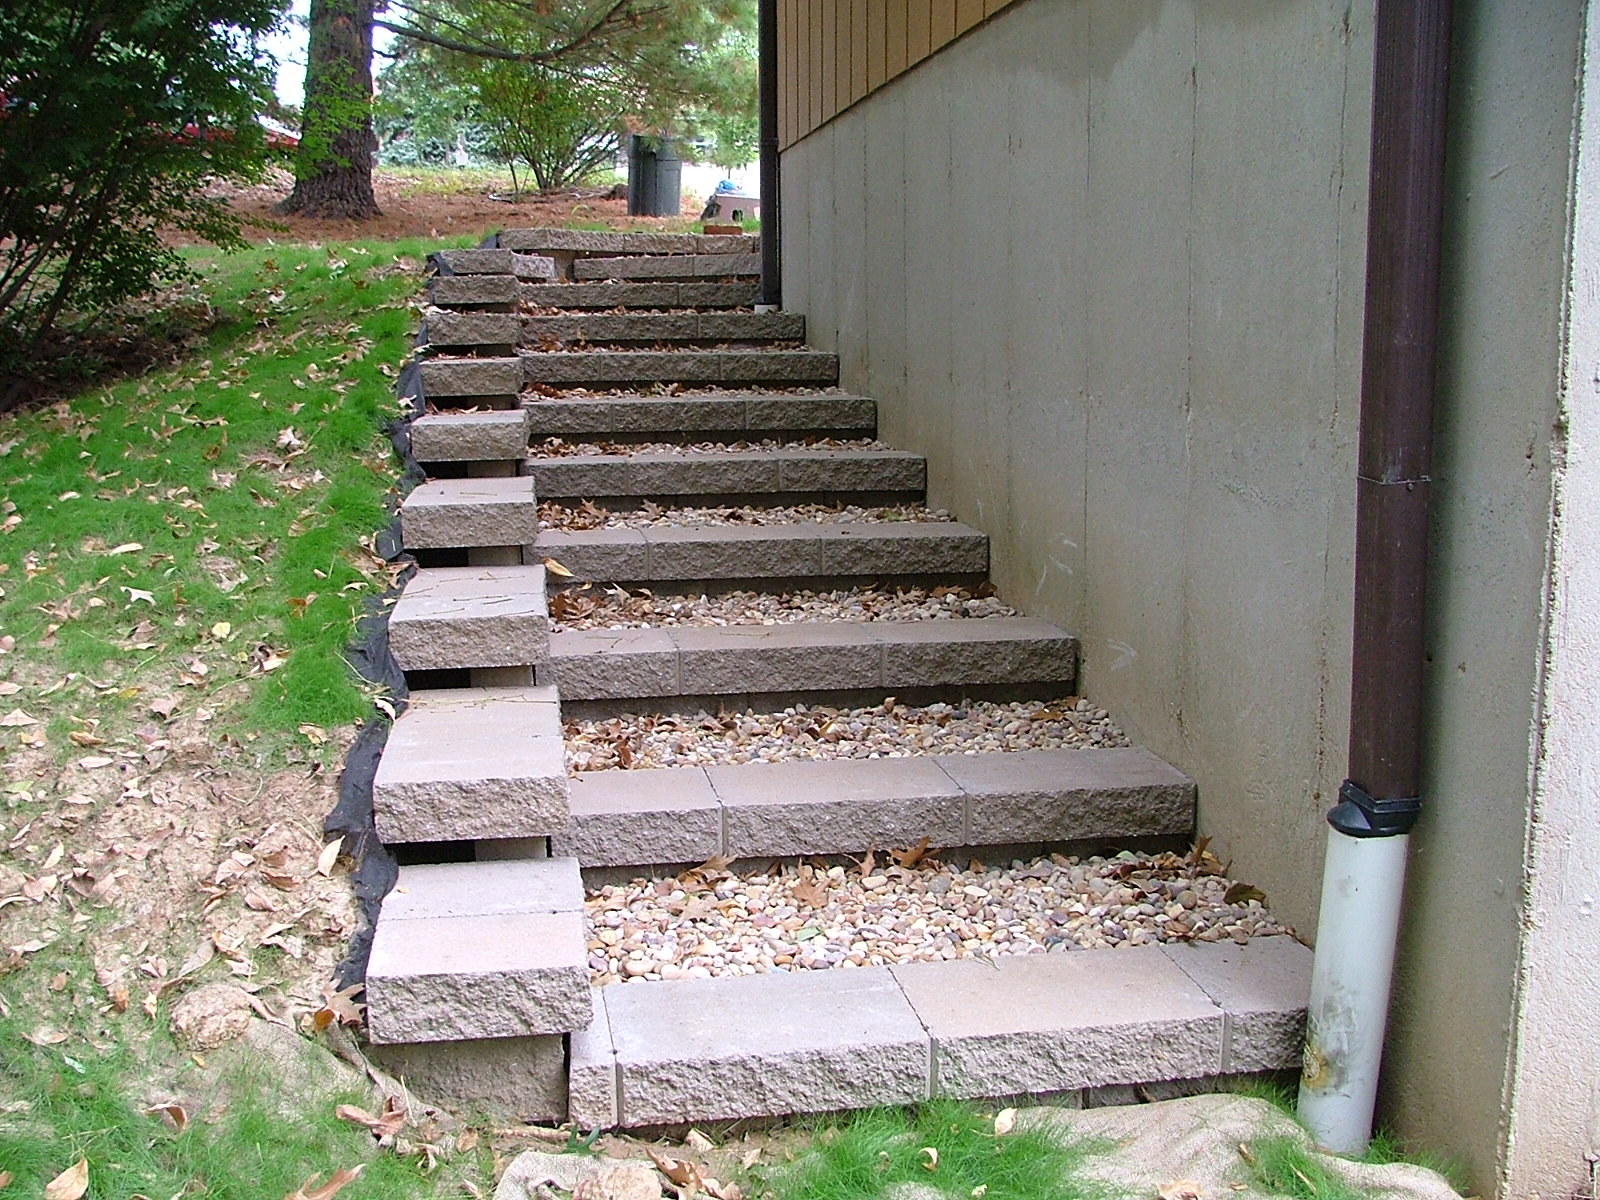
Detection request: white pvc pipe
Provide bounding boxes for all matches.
[1297,828,1411,1155]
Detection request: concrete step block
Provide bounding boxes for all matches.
[521,281,760,310]
[372,1034,567,1123]
[940,746,1195,844]
[521,350,839,389]
[426,311,523,348]
[435,248,514,275]
[523,394,876,440]
[411,409,530,464]
[374,687,569,844]
[401,476,539,551]
[546,618,1075,701]
[366,858,590,1044]
[389,564,549,672]
[420,357,524,399]
[573,253,762,282]
[711,757,966,858]
[551,768,721,867]
[570,991,619,1129]
[513,253,558,280]
[1163,937,1313,1073]
[890,946,1225,1098]
[534,521,989,584]
[431,274,519,309]
[596,967,930,1126]
[521,312,805,346]
[526,449,923,501]
[499,228,760,256]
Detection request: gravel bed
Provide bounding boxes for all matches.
[551,584,1018,631]
[585,849,1295,984]
[565,697,1129,773]
[530,436,889,458]
[526,384,839,399]
[540,499,954,531]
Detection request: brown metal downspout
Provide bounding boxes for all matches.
[756,0,781,310]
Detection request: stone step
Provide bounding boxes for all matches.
[574,253,763,282]
[431,274,519,311]
[499,229,759,256]
[420,357,524,402]
[569,937,1312,1128]
[366,858,591,1045]
[534,521,988,587]
[374,686,568,844]
[545,617,1076,703]
[401,476,539,551]
[522,311,805,346]
[390,564,549,672]
[522,349,838,390]
[412,409,531,464]
[433,248,515,275]
[523,394,876,441]
[526,448,923,504]
[553,747,1193,866]
[426,310,523,350]
[523,281,759,310]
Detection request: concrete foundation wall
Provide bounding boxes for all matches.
[779,0,1595,1192]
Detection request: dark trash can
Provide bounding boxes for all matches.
[627,135,683,217]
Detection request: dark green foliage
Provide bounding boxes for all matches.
[0,0,283,402]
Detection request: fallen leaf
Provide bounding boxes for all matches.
[920,1148,938,1172]
[894,837,933,869]
[285,1166,363,1200]
[68,731,104,747]
[791,879,829,908]
[648,1151,702,1190]
[25,1028,69,1046]
[145,1102,188,1131]
[971,1188,988,1199]
[336,1096,406,1141]
[121,587,155,606]
[685,1129,714,1154]
[107,542,143,555]
[0,709,37,727]
[1158,1183,1204,1200]
[704,1180,741,1200]
[316,837,343,877]
[455,1128,479,1153]
[1223,882,1266,906]
[0,1168,12,1187]
[210,621,232,639]
[298,723,327,746]
[541,556,575,578]
[993,1107,1017,1136]
[44,1159,88,1200]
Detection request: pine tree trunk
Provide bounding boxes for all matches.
[278,0,381,218]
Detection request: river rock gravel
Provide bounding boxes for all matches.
[583,849,1295,985]
[565,696,1129,772]
[529,436,890,457]
[540,499,953,531]
[550,583,1017,631]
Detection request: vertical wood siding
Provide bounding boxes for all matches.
[777,0,1019,147]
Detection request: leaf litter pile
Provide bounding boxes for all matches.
[585,841,1295,985]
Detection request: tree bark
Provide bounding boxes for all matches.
[278,0,381,218]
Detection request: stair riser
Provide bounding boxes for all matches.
[412,412,531,464]
[523,313,804,346]
[498,229,760,256]
[574,253,762,282]
[523,351,838,390]
[527,457,923,504]
[522,282,759,310]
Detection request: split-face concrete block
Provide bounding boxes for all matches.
[671,622,883,694]
[522,351,724,387]
[525,397,748,438]
[891,947,1225,1098]
[697,312,806,341]
[366,858,590,1044]
[573,255,711,281]
[870,617,1078,687]
[522,282,687,309]
[1163,937,1312,1073]
[420,357,524,399]
[546,628,679,699]
[693,252,762,277]
[527,452,778,500]
[388,564,549,672]
[693,234,761,254]
[534,528,649,582]
[370,1034,568,1122]
[498,228,628,254]
[426,310,524,348]
[435,248,515,275]
[717,350,839,385]
[552,767,721,866]
[569,991,619,1129]
[512,253,558,280]
[745,395,877,433]
[401,476,540,551]
[711,756,965,858]
[775,449,925,493]
[636,523,990,581]
[373,687,569,844]
[677,282,760,307]
[939,746,1195,845]
[603,968,930,1125]
[411,410,531,464]
[431,274,519,308]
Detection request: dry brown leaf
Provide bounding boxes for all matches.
[0,709,37,727]
[704,1181,741,1200]
[648,1150,702,1190]
[335,1096,407,1141]
[316,837,343,877]
[541,556,575,578]
[1223,882,1266,905]
[684,1129,715,1154]
[791,879,829,908]
[1157,1182,1204,1200]
[919,1147,938,1172]
[894,837,933,869]
[285,1166,363,1200]
[455,1128,479,1152]
[0,1168,13,1187]
[145,1102,189,1131]
[993,1107,1017,1136]
[44,1159,88,1200]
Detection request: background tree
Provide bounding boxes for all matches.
[476,63,625,193]
[0,0,282,406]
[287,0,755,217]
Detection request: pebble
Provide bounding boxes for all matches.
[583,850,1294,986]
[531,436,891,458]
[565,696,1130,772]
[539,499,953,532]
[550,583,1016,632]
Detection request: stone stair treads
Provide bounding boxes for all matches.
[426,311,523,349]
[524,394,876,440]
[401,476,540,550]
[569,937,1312,1128]
[366,859,590,1044]
[574,253,762,282]
[526,448,923,503]
[552,747,1194,866]
[411,409,531,464]
[499,229,760,256]
[521,349,838,389]
[533,521,988,584]
[433,248,514,275]
[521,281,759,310]
[389,564,549,671]
[521,311,805,346]
[430,274,519,310]
[373,686,568,844]
[420,357,524,400]
[544,617,1077,702]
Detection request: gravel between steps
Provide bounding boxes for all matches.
[565,697,1129,772]
[530,436,889,457]
[584,849,1295,985]
[540,500,954,530]
[551,584,1018,631]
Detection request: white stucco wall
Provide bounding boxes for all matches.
[778,0,1597,1192]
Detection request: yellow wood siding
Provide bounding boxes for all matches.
[777,0,1021,148]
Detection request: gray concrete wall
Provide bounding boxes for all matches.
[779,0,1594,1192]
